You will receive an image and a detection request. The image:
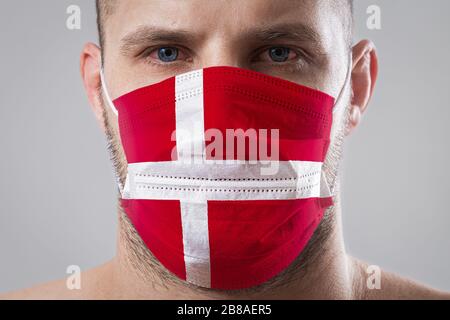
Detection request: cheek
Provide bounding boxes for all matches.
[310,61,341,97]
[104,111,128,169]
[323,103,349,188]
[274,58,336,97]
[108,64,168,99]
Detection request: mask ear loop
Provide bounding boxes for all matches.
[321,52,353,199]
[99,65,124,197]
[332,52,353,114]
[99,67,119,116]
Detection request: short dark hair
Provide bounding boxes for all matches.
[96,0,116,58]
[96,0,354,54]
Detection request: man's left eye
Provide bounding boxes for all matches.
[258,47,298,63]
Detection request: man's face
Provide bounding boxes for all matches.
[96,0,353,288]
[103,0,349,103]
[78,0,380,291]
[101,0,351,181]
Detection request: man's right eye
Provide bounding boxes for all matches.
[155,47,179,62]
[142,46,189,64]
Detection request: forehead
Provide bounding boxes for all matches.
[106,0,344,52]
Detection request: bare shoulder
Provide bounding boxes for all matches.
[0,278,76,300]
[0,261,114,300]
[352,258,450,300]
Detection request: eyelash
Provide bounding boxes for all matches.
[139,45,310,69]
[139,46,191,66]
[251,46,310,68]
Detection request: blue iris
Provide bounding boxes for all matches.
[157,47,179,62]
[269,47,290,62]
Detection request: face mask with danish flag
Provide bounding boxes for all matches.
[101,65,347,290]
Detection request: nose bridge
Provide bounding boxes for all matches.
[199,34,246,69]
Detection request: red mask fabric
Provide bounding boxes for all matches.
[101,66,340,290]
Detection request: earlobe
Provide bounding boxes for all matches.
[80,43,106,133]
[346,40,379,135]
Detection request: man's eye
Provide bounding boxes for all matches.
[157,47,179,62]
[257,47,298,63]
[147,47,180,62]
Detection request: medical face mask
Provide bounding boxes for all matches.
[101,63,349,290]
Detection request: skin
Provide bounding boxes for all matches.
[2,0,450,300]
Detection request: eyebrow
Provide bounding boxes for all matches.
[248,23,325,52]
[120,26,198,55]
[245,23,326,56]
[119,22,324,56]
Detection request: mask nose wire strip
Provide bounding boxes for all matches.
[332,52,353,114]
[99,67,124,197]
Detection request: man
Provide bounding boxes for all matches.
[2,0,449,299]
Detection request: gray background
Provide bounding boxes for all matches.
[0,0,449,293]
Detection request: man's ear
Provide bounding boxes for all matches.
[80,43,106,133]
[346,39,379,136]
